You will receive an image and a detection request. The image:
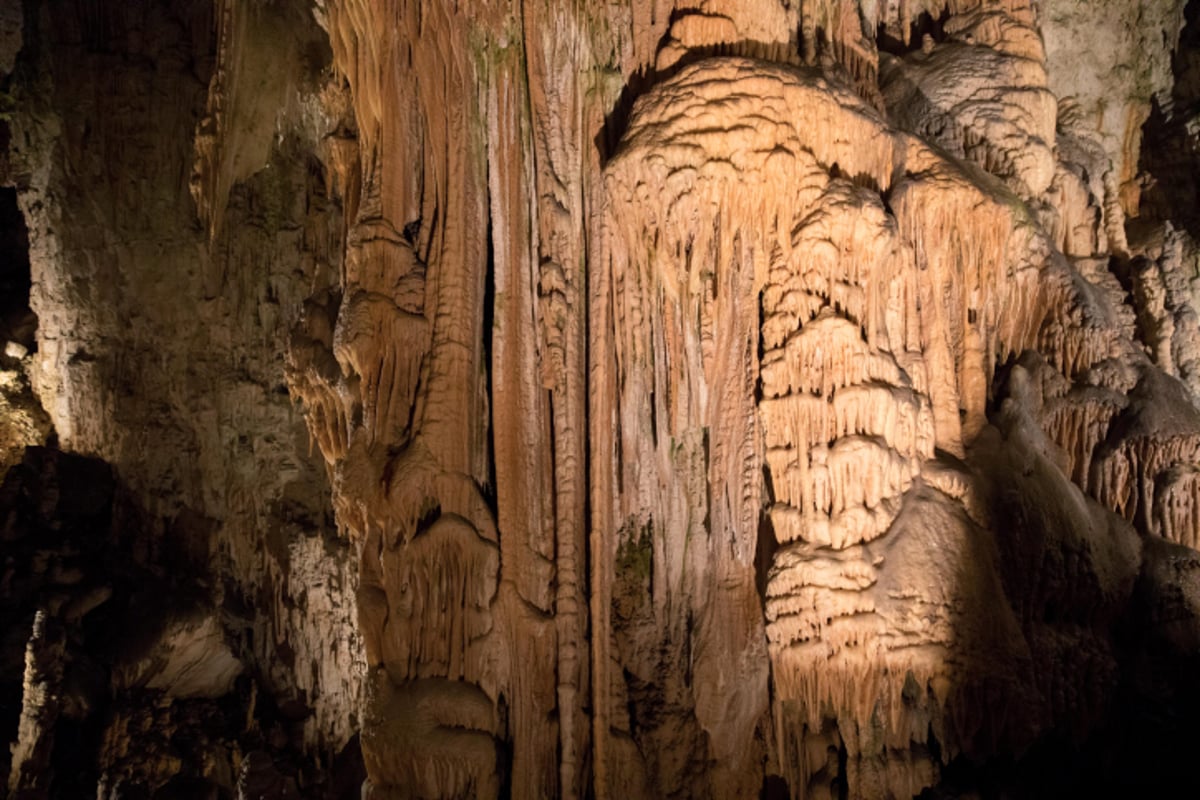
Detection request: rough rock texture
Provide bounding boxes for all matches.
[7,0,1200,798]
[2,1,362,797]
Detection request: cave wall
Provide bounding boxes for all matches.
[3,2,362,795]
[7,0,1200,798]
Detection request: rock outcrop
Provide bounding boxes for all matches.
[6,0,1200,798]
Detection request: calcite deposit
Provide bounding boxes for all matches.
[6,0,1200,797]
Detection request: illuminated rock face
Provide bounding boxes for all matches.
[10,0,1200,797]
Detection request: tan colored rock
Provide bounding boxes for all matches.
[881,2,1057,198]
[119,612,241,700]
[11,0,1200,797]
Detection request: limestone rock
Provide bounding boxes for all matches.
[118,612,242,700]
[7,0,1200,798]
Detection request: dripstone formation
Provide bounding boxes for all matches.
[5,1,1200,798]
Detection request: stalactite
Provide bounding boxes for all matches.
[20,0,1200,796]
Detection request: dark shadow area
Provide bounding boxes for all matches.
[0,446,366,798]
[753,504,777,602]
[1139,0,1200,239]
[918,354,1200,798]
[760,773,790,800]
[0,176,50,472]
[0,187,35,355]
[0,446,125,794]
[875,9,950,57]
[597,62,670,165]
